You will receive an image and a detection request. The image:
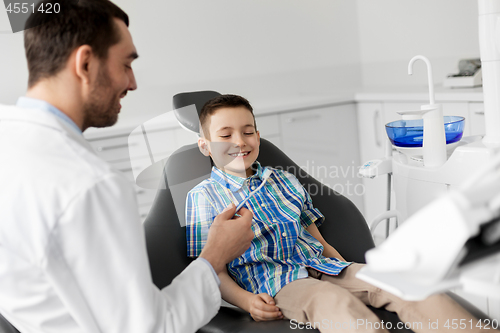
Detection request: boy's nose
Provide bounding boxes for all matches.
[233,135,246,148]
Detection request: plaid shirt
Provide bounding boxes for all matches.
[186,161,351,297]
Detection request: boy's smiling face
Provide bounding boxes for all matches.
[198,106,260,178]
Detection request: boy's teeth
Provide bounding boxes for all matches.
[230,152,249,157]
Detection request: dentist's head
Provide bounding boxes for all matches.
[23,0,138,131]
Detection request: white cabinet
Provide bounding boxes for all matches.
[279,104,364,213]
[469,102,486,136]
[84,119,198,221]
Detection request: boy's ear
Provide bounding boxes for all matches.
[198,137,210,157]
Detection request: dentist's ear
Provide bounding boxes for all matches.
[198,137,210,157]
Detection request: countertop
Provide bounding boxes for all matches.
[84,85,484,139]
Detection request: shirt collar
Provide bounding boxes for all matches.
[211,161,266,192]
[16,97,82,134]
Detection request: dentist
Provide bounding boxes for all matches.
[0,1,253,332]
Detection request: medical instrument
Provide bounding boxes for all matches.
[234,169,273,214]
[357,0,500,302]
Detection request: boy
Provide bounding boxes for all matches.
[185,94,489,333]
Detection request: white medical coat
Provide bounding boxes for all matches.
[0,104,221,333]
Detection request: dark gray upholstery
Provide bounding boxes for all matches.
[173,90,221,133]
[0,314,18,333]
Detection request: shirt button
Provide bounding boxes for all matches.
[282,232,287,237]
[273,219,278,223]
[261,204,266,208]
[251,186,256,190]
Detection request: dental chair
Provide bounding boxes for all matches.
[0,314,18,333]
[142,91,488,333]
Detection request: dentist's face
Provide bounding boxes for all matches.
[82,19,138,130]
[205,107,260,178]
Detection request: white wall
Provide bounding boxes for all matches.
[117,0,362,118]
[0,6,28,105]
[356,0,479,87]
[0,0,362,119]
[0,1,482,115]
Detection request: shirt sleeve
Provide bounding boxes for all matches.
[46,173,220,333]
[300,188,325,229]
[185,188,218,258]
[197,257,221,286]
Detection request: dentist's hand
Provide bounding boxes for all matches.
[200,204,253,274]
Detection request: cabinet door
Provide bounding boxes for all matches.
[86,118,198,222]
[280,104,364,213]
[469,102,486,136]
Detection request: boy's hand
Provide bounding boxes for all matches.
[200,204,254,274]
[247,293,283,321]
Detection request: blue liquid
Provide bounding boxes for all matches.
[385,116,465,148]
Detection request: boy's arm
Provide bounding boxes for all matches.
[306,223,346,261]
[219,268,283,322]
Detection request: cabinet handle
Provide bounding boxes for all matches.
[474,110,485,115]
[118,166,142,173]
[97,143,129,152]
[285,114,321,123]
[374,110,382,148]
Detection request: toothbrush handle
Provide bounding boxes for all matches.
[235,198,250,213]
[234,176,270,216]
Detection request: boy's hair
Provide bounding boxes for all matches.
[199,94,256,139]
[24,0,129,88]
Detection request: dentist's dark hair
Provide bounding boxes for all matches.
[24,0,129,88]
[199,94,256,139]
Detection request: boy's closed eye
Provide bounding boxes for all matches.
[219,132,254,138]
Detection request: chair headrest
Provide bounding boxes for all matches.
[172,91,221,134]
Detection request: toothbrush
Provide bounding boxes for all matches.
[234,169,272,215]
